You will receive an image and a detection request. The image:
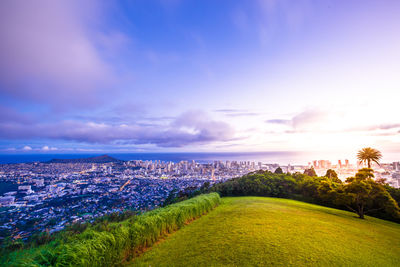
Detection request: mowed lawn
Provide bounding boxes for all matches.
[131,197,400,267]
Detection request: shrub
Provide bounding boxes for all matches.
[3,193,220,267]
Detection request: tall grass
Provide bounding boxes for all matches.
[2,193,220,267]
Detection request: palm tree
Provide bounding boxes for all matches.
[357,147,382,168]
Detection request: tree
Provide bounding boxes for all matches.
[334,168,400,219]
[325,169,341,183]
[200,181,210,193]
[304,167,317,177]
[385,185,400,206]
[317,178,340,204]
[357,147,382,168]
[274,167,283,174]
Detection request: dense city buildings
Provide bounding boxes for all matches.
[1,156,399,242]
[309,159,400,188]
[0,157,268,241]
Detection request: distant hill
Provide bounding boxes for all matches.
[47,154,123,164]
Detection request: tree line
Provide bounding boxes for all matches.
[211,147,400,221]
[211,168,400,222]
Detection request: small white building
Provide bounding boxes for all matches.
[0,196,15,206]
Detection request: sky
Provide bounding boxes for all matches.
[0,0,400,162]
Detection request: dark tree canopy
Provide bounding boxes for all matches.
[333,168,400,219]
[211,169,400,223]
[304,167,317,177]
[274,167,283,174]
[325,169,341,183]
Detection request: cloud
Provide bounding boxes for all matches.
[267,108,400,137]
[215,109,239,113]
[346,124,400,137]
[266,109,326,131]
[0,110,235,148]
[291,109,326,130]
[265,119,291,125]
[378,124,400,130]
[42,146,58,151]
[214,109,261,117]
[227,112,260,117]
[3,145,59,152]
[0,0,124,109]
[358,124,400,131]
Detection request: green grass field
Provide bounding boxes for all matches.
[130,197,400,266]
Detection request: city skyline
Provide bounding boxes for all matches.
[1,154,399,240]
[1,1,400,160]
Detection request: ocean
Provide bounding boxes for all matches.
[0,152,308,165]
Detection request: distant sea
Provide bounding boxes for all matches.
[0,152,307,165]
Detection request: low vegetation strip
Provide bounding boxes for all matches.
[2,193,221,267]
[132,197,400,267]
[211,169,400,222]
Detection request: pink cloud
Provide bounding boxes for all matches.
[0,0,122,108]
[0,109,236,147]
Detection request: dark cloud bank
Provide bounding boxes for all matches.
[0,110,235,148]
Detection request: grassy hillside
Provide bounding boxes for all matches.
[131,197,400,266]
[1,193,221,267]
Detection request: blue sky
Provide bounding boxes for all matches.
[1,0,400,160]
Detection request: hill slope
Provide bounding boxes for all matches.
[131,197,400,266]
[47,154,122,163]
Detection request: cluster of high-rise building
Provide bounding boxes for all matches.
[0,159,269,241]
[309,159,400,187]
[311,159,350,169]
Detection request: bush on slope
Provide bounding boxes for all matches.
[3,193,221,267]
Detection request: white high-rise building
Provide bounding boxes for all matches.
[393,162,400,171]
